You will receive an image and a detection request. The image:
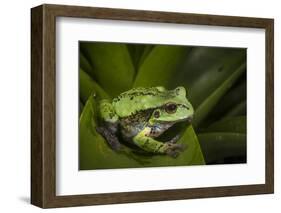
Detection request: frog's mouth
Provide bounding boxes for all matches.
[157,115,193,125]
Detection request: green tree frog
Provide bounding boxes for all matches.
[96,86,194,157]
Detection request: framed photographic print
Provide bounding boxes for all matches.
[31,4,274,208]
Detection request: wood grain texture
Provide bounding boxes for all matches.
[31,5,43,207]
[265,20,274,193]
[31,4,274,208]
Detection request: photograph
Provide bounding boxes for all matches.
[79,42,247,170]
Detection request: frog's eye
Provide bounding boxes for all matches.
[153,110,160,118]
[165,103,177,114]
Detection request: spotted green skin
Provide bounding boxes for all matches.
[97,86,194,157]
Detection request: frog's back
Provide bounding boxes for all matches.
[112,87,187,117]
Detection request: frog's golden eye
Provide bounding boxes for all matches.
[165,103,177,114]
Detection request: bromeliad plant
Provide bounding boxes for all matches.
[79,42,246,170]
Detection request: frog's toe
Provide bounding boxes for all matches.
[178,143,187,151]
[166,149,180,158]
[170,143,186,150]
[165,143,186,158]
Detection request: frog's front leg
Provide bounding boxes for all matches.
[168,134,181,144]
[133,127,185,158]
[97,99,121,151]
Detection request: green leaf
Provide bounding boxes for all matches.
[127,44,144,70]
[80,42,135,97]
[133,45,191,88]
[137,45,154,68]
[193,62,246,128]
[202,79,246,126]
[79,68,109,103]
[127,44,155,72]
[198,132,246,164]
[203,116,246,134]
[79,96,205,170]
[224,101,246,118]
[214,80,246,115]
[176,47,245,101]
[176,48,246,103]
[79,100,84,116]
[79,51,93,76]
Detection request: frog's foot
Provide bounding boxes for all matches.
[96,126,121,151]
[163,143,186,158]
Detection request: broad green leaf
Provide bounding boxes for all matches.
[79,96,205,170]
[193,62,246,128]
[224,101,246,118]
[137,45,154,68]
[203,80,246,126]
[79,68,109,103]
[216,79,246,114]
[198,132,246,164]
[168,47,246,128]
[127,44,155,72]
[203,116,246,134]
[175,47,246,107]
[79,51,93,76]
[80,42,135,97]
[79,101,84,116]
[133,45,191,88]
[127,44,144,70]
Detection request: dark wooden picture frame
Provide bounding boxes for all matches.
[31,4,274,208]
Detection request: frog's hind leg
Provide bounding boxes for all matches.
[97,99,121,151]
[96,126,121,151]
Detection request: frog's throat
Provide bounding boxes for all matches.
[147,121,175,138]
[148,116,192,138]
